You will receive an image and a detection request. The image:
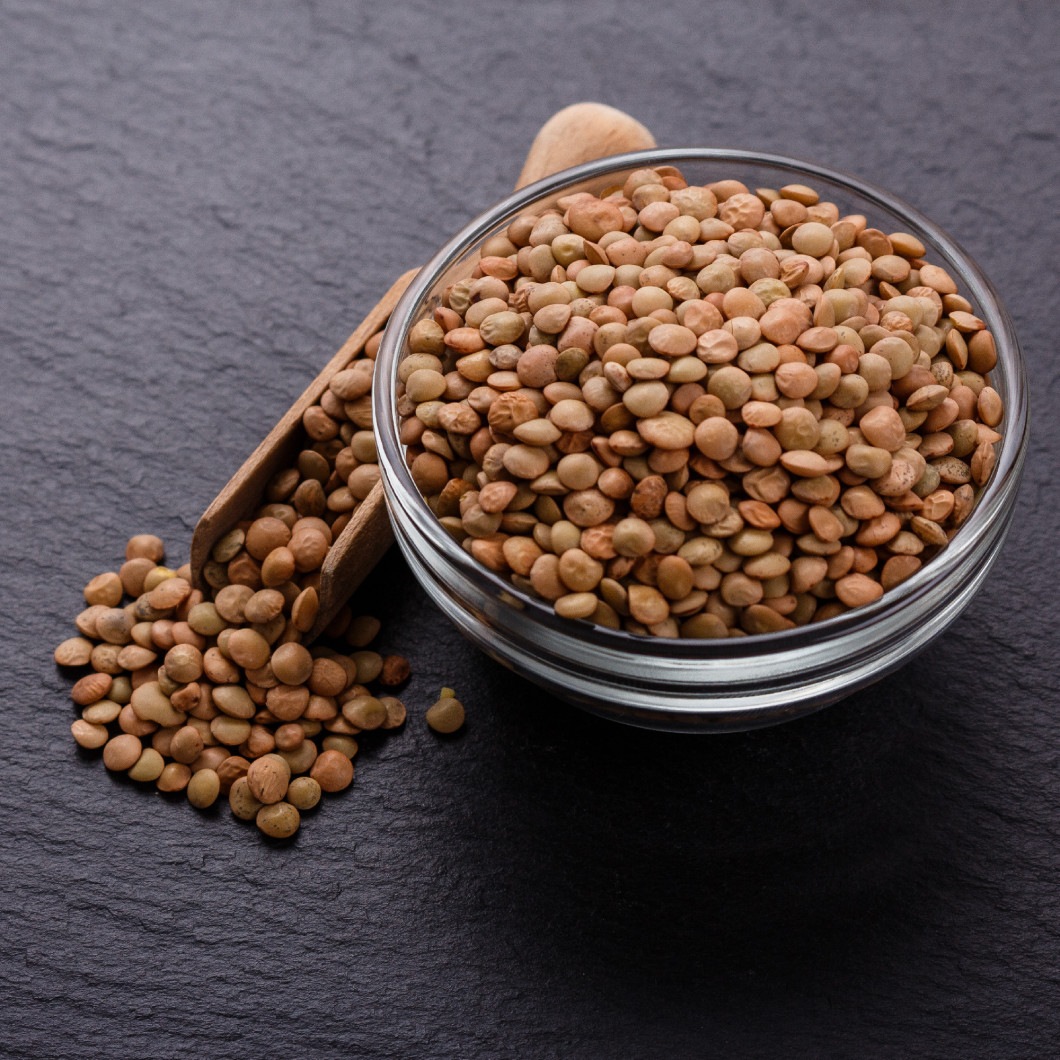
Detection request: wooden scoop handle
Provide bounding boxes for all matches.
[191,103,656,640]
[515,102,655,189]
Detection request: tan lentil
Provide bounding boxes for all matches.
[128,748,166,783]
[71,719,109,749]
[55,637,95,667]
[310,749,354,793]
[256,801,300,839]
[229,776,263,820]
[287,776,322,811]
[426,694,465,734]
[102,733,142,771]
[247,753,291,805]
[157,762,192,793]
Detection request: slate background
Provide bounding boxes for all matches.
[1,1,1058,1056]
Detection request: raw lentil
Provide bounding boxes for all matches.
[157,762,192,793]
[228,776,263,820]
[102,733,142,771]
[287,776,322,811]
[187,768,221,809]
[128,748,166,783]
[426,691,466,734]
[310,749,354,793]
[341,695,387,730]
[379,696,407,729]
[247,753,291,805]
[256,801,300,839]
[71,719,109,749]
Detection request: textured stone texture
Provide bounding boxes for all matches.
[1,1,1058,1057]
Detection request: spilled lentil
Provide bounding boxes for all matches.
[59,534,412,840]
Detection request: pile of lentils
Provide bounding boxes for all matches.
[396,167,1005,637]
[57,534,410,838]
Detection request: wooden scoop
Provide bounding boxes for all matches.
[190,102,656,639]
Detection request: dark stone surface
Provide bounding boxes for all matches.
[1,1,1057,1056]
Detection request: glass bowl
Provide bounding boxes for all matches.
[373,149,1028,732]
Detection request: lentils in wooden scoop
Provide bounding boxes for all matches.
[397,169,1005,637]
[56,307,474,840]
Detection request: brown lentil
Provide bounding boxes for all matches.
[84,571,124,608]
[128,747,166,783]
[426,692,465,733]
[102,733,142,771]
[55,637,95,667]
[157,762,192,793]
[170,725,204,764]
[287,776,322,811]
[256,801,300,839]
[71,719,109,749]
[341,695,387,730]
[72,671,112,706]
[310,749,354,793]
[378,654,411,686]
[216,754,251,793]
[228,776,263,820]
[247,753,291,805]
[379,696,407,729]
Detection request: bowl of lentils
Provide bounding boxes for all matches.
[373,149,1027,731]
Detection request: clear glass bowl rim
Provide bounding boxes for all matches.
[373,147,1028,664]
